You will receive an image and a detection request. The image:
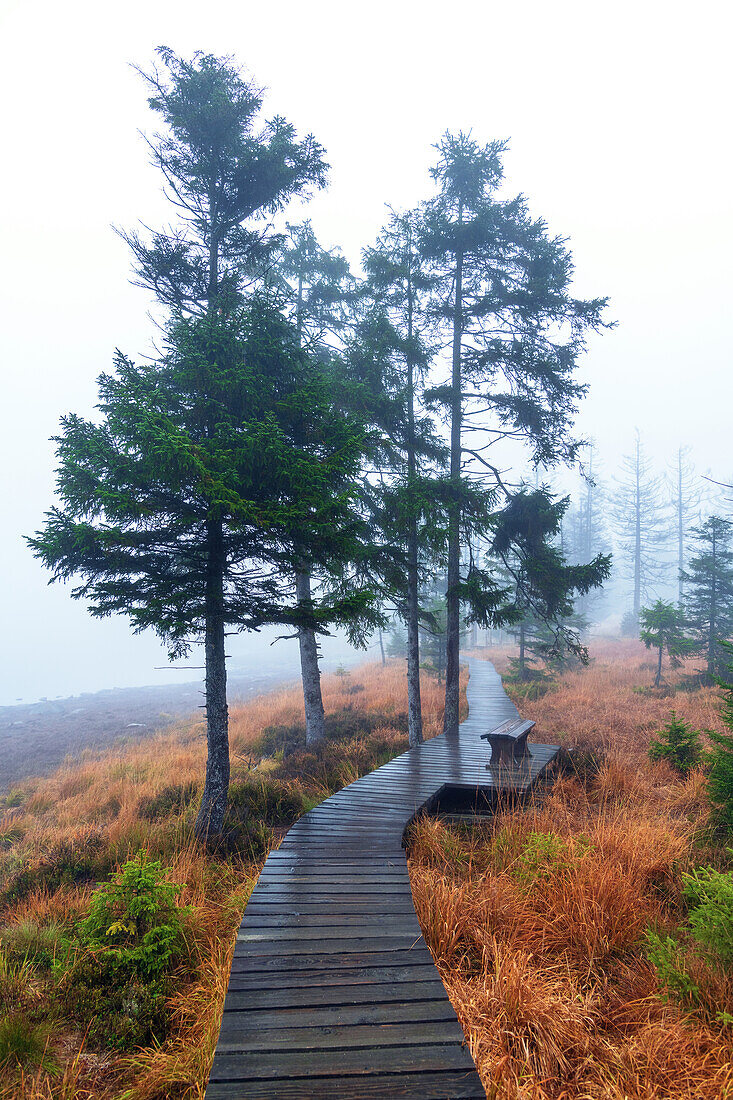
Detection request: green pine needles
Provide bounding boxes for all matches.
[707,643,733,831]
[79,852,187,981]
[648,712,703,776]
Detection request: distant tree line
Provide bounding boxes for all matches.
[494,422,732,684]
[29,49,612,842]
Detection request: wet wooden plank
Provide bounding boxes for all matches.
[205,1071,486,1099]
[215,1017,467,1052]
[208,1042,478,1080]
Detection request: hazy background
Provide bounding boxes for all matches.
[1,0,731,705]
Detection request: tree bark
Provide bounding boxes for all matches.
[709,526,717,679]
[405,240,423,748]
[195,517,229,842]
[406,564,423,747]
[293,268,328,746]
[655,644,662,687]
[296,566,326,746]
[444,211,464,736]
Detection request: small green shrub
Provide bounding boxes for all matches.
[59,963,168,1049]
[4,790,25,809]
[137,781,198,822]
[706,644,733,830]
[708,742,733,831]
[79,852,186,981]
[645,929,700,1007]
[506,677,555,702]
[682,860,733,967]
[649,712,703,775]
[512,831,589,886]
[58,853,187,1050]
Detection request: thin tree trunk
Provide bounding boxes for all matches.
[519,624,526,681]
[296,566,325,746]
[195,211,231,843]
[709,527,717,679]
[655,644,662,687]
[405,238,423,748]
[444,211,464,736]
[634,436,642,623]
[195,517,229,842]
[293,269,328,746]
[406,561,423,747]
[378,627,386,666]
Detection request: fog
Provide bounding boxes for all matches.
[1,0,731,705]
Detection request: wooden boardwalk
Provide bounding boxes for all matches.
[206,658,558,1099]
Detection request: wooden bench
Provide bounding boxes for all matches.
[480,718,535,764]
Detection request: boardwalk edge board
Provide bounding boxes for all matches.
[206,658,559,1099]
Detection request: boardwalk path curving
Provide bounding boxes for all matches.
[206,658,559,1099]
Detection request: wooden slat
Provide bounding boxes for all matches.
[205,1071,486,1099]
[205,658,559,1099]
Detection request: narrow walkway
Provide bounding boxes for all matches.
[206,659,558,1099]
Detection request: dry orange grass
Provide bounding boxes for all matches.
[490,638,726,762]
[409,641,733,1099]
[0,660,457,1098]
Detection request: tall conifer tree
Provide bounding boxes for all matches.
[611,429,670,626]
[667,445,701,608]
[359,209,444,746]
[27,51,379,842]
[277,221,356,745]
[682,516,733,679]
[420,132,609,733]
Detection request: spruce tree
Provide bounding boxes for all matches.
[708,642,733,829]
[667,445,702,608]
[358,208,445,746]
[682,516,733,680]
[122,49,327,316]
[27,50,368,842]
[639,599,691,686]
[29,303,371,842]
[563,442,609,623]
[30,301,367,831]
[491,489,610,680]
[648,713,702,775]
[420,133,610,732]
[277,221,356,745]
[610,430,671,628]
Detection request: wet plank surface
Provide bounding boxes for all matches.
[206,658,558,1099]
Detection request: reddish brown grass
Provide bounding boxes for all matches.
[409,641,733,1099]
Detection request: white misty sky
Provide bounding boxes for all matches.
[1,0,731,704]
